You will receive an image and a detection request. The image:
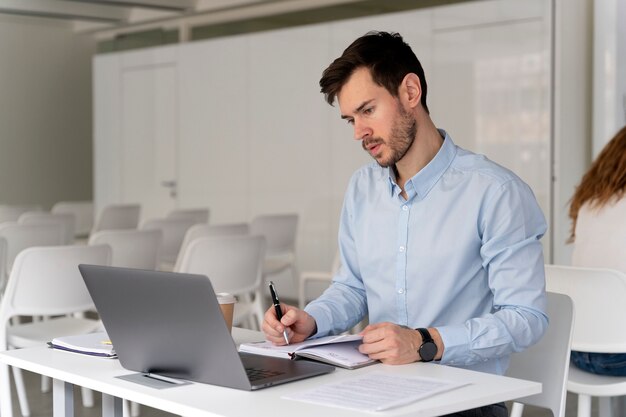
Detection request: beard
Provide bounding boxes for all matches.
[362,104,417,168]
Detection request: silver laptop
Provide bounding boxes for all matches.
[78,264,334,391]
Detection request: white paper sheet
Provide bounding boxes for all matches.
[282,371,469,412]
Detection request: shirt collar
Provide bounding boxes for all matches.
[386,129,457,199]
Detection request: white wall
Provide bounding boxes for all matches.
[0,15,96,209]
[552,0,593,264]
[592,0,626,155]
[95,0,586,298]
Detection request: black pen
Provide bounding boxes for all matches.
[269,281,289,345]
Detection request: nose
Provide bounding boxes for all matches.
[353,119,372,141]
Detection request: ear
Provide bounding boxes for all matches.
[399,73,422,109]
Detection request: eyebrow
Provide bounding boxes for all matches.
[341,99,375,120]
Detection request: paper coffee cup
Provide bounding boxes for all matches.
[217,293,236,332]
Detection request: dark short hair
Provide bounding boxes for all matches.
[319,31,429,113]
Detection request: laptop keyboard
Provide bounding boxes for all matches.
[245,367,284,382]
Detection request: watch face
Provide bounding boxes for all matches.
[419,342,437,362]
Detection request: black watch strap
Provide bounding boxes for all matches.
[416,327,437,362]
[416,328,433,343]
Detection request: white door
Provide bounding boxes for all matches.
[120,63,178,221]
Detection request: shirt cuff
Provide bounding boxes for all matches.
[303,304,332,338]
[436,324,470,366]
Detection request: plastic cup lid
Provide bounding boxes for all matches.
[216,292,236,304]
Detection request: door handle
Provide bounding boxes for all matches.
[161,180,177,188]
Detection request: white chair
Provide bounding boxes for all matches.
[507,292,574,417]
[141,217,197,271]
[18,211,76,244]
[89,229,162,270]
[545,265,626,417]
[177,235,266,330]
[250,214,299,292]
[0,238,6,292]
[298,250,340,308]
[0,244,111,417]
[92,204,141,233]
[0,222,66,291]
[52,201,94,239]
[174,223,250,272]
[167,208,210,224]
[0,205,42,224]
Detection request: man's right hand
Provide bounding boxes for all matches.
[262,303,317,345]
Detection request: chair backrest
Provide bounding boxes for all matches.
[545,264,626,352]
[93,204,141,233]
[0,245,111,319]
[18,211,75,244]
[174,223,250,272]
[0,237,6,290]
[0,205,42,223]
[141,218,197,264]
[0,222,66,278]
[51,201,94,238]
[177,235,266,296]
[88,229,162,270]
[250,214,298,256]
[506,292,574,417]
[167,208,210,224]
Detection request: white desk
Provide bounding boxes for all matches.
[0,328,540,417]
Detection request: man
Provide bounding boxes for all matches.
[263,31,547,417]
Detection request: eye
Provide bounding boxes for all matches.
[363,107,374,115]
[345,118,354,125]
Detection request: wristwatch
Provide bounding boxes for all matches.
[416,328,437,362]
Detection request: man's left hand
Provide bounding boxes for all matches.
[358,322,422,365]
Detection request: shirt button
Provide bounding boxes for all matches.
[399,246,405,252]
[398,288,404,294]
[402,205,408,211]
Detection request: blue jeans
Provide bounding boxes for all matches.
[571,351,626,376]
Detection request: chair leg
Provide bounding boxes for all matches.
[81,387,95,407]
[123,399,131,417]
[0,364,14,417]
[509,402,524,417]
[253,291,266,331]
[12,366,30,417]
[599,396,613,417]
[615,395,626,417]
[577,394,592,417]
[290,264,300,294]
[131,400,141,416]
[41,375,51,393]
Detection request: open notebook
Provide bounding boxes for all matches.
[239,334,376,369]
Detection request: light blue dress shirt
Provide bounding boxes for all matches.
[305,130,548,375]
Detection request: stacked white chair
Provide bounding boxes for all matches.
[250,214,299,292]
[92,204,140,234]
[177,235,266,330]
[0,238,5,293]
[299,250,340,308]
[545,265,626,417]
[141,217,197,271]
[89,229,162,270]
[0,244,111,417]
[18,211,76,244]
[0,205,42,224]
[0,222,66,292]
[51,201,94,239]
[507,292,575,417]
[167,208,210,224]
[174,223,250,272]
